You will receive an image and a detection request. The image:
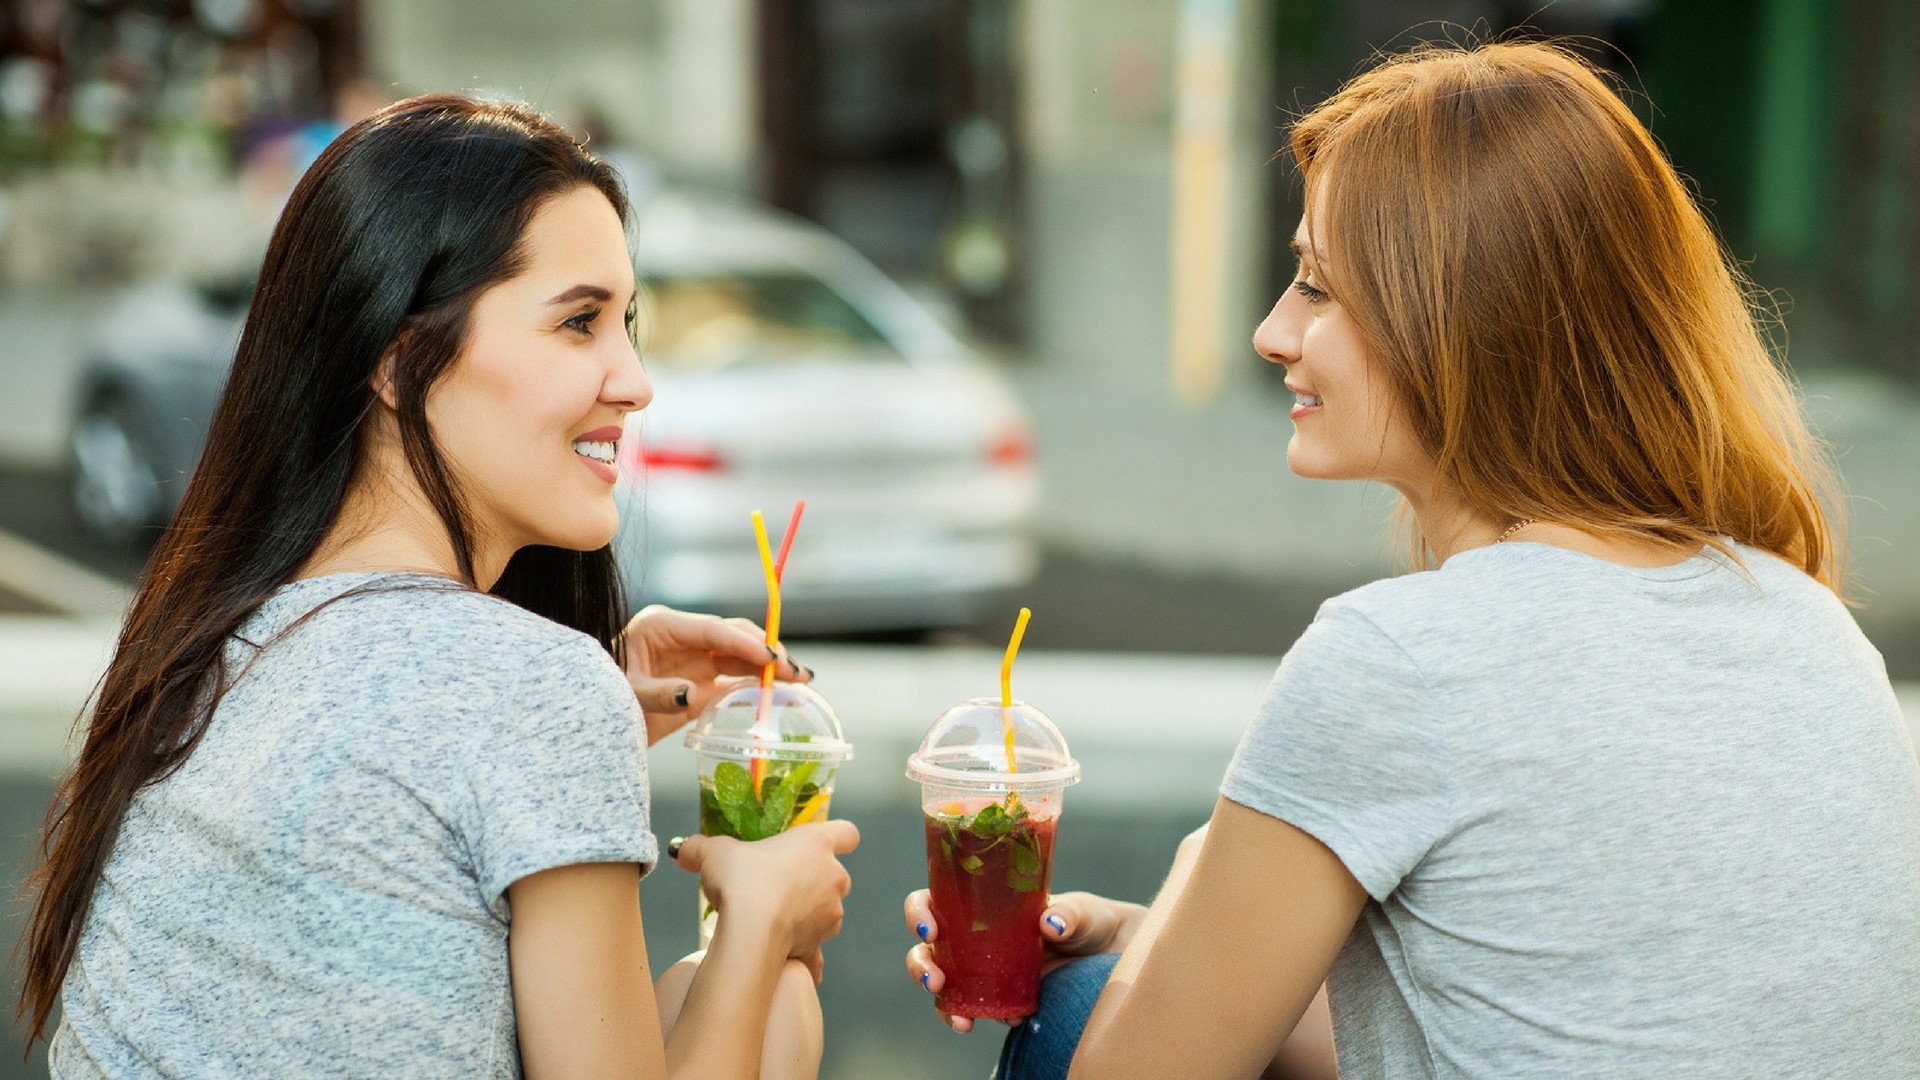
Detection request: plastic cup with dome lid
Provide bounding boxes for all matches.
[905,609,1080,1020]
[684,678,852,943]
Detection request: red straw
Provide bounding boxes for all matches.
[773,500,806,583]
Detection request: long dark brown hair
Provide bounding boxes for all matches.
[16,94,632,1044]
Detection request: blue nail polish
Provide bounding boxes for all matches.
[1045,914,1067,935]
[920,971,931,989]
[915,921,929,941]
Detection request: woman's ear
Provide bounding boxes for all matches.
[370,338,405,410]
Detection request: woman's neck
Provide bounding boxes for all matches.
[298,451,510,589]
[1401,487,1701,569]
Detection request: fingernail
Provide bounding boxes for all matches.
[673,684,690,708]
[916,921,929,941]
[766,645,779,659]
[920,971,931,990]
[802,666,817,681]
[1045,914,1067,936]
[667,836,685,860]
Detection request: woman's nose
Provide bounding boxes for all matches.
[604,341,654,413]
[1252,292,1301,367]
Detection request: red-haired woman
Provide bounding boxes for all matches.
[906,40,1920,1080]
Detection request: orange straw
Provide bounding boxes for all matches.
[999,607,1031,773]
[750,501,805,795]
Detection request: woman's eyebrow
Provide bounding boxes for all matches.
[545,283,614,305]
[1289,238,1327,266]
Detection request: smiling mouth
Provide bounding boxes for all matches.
[1295,394,1323,408]
[572,438,617,464]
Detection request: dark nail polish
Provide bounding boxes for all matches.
[667,837,685,860]
[766,645,779,659]
[916,921,929,941]
[673,684,690,708]
[920,971,931,990]
[1045,914,1067,936]
[803,666,817,681]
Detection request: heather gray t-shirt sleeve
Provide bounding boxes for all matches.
[465,635,658,917]
[1221,605,1451,900]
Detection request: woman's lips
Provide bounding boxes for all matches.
[577,454,617,483]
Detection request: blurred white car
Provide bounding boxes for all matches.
[66,191,1040,633]
[614,194,1040,632]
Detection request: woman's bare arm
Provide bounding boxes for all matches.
[507,862,792,1080]
[1068,798,1367,1079]
[508,863,670,1078]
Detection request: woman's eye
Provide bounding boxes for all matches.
[564,309,602,335]
[1292,279,1330,304]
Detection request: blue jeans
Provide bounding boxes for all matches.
[993,953,1121,1080]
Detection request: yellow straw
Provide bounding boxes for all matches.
[753,510,781,644]
[999,607,1031,772]
[751,510,781,794]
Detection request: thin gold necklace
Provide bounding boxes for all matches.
[1495,519,1534,544]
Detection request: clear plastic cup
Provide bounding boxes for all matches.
[906,698,1080,1020]
[684,680,853,946]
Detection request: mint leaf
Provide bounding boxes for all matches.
[759,760,817,836]
[1010,839,1041,877]
[1007,832,1043,891]
[961,855,984,875]
[713,761,762,840]
[970,920,989,932]
[968,802,1015,841]
[939,837,954,863]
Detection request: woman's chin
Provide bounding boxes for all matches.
[531,511,621,553]
[1285,442,1337,480]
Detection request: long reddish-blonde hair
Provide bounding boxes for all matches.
[1293,41,1843,590]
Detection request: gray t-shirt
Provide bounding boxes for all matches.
[1222,541,1920,1079]
[51,573,658,1078]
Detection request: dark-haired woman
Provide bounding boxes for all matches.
[20,95,856,1079]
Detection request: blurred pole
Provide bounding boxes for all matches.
[1750,0,1830,266]
[1167,0,1238,408]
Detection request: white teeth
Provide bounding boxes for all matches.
[572,439,616,464]
[1297,394,1323,408]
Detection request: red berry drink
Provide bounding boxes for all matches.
[907,698,1081,1023]
[925,798,1058,1019]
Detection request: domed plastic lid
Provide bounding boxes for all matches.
[683,681,853,763]
[905,698,1080,790]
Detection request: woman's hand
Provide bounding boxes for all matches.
[673,822,859,983]
[619,606,811,745]
[901,889,1149,1033]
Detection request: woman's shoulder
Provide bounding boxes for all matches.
[249,572,625,694]
[1313,538,1852,664]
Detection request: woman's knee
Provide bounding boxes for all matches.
[654,949,705,1034]
[761,959,824,1080]
[997,953,1123,1080]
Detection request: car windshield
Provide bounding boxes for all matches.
[638,271,903,370]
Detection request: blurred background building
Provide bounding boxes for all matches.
[2,2,1916,1078]
[7,0,1917,397]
